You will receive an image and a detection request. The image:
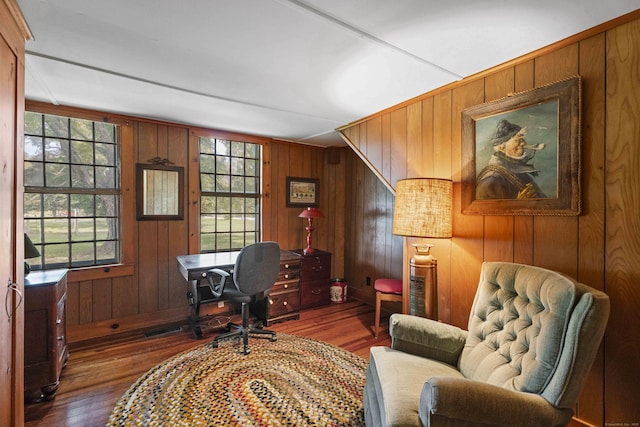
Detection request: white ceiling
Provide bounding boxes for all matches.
[18,1,640,147]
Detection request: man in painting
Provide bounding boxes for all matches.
[476,119,547,200]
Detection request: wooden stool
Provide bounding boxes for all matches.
[374,278,403,338]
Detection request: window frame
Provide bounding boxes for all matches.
[24,101,135,281]
[198,136,262,253]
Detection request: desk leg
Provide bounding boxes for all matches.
[187,279,204,339]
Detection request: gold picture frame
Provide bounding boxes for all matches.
[461,76,581,216]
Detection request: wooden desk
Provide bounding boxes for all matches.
[177,252,240,339]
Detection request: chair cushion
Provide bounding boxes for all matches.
[460,262,577,395]
[375,278,402,294]
[366,346,463,427]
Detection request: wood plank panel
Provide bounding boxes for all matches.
[389,108,407,188]
[381,113,392,185]
[574,31,607,425]
[531,43,580,277]
[110,275,137,319]
[604,18,640,425]
[366,116,383,178]
[406,102,423,178]
[167,126,189,309]
[91,278,112,322]
[483,68,516,263]
[78,280,93,324]
[136,122,160,313]
[513,61,535,265]
[450,80,485,328]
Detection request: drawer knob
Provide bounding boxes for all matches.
[284,274,290,279]
[312,289,321,295]
[58,336,64,341]
[284,264,289,269]
[56,319,62,325]
[269,298,274,305]
[283,301,288,306]
[283,284,288,289]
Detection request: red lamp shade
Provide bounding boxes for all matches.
[298,207,324,254]
[298,207,324,219]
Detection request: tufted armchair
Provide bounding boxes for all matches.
[364,262,610,427]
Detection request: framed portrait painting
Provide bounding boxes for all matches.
[461,76,581,216]
[286,176,319,207]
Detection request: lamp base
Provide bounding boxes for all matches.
[409,244,437,319]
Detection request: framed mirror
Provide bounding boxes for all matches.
[136,163,184,220]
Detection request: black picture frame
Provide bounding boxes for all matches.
[286,176,319,207]
[136,163,184,220]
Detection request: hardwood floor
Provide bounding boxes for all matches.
[24,300,392,427]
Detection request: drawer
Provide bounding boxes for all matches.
[278,269,300,282]
[301,255,330,279]
[279,259,300,280]
[272,280,299,293]
[301,279,330,308]
[268,290,300,317]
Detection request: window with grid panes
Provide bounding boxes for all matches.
[23,112,120,270]
[199,137,260,252]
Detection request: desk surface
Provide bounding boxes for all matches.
[176,251,241,281]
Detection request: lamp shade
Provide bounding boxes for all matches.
[392,178,452,238]
[298,207,324,219]
[24,233,40,259]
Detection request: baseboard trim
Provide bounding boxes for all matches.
[67,304,232,350]
[568,417,597,427]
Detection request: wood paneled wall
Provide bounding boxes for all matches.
[20,102,347,345]
[339,12,640,425]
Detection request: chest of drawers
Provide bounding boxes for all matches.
[293,249,332,309]
[24,269,69,403]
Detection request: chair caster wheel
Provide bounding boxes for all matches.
[271,336,277,342]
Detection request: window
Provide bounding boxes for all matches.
[199,137,260,252]
[23,112,120,270]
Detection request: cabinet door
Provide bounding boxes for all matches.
[0,11,25,425]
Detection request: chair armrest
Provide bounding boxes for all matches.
[389,313,467,366]
[205,268,230,298]
[420,377,573,426]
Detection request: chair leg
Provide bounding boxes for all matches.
[375,292,381,338]
[212,301,277,354]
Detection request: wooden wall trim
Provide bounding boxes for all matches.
[339,130,394,194]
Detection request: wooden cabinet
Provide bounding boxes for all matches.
[266,251,302,325]
[253,251,301,326]
[293,249,332,309]
[24,269,69,403]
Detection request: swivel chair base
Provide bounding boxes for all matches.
[212,301,277,355]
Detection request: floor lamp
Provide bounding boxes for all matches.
[392,178,452,320]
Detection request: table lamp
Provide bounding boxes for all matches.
[392,178,452,319]
[298,207,324,255]
[24,233,41,275]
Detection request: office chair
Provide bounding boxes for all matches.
[205,241,280,355]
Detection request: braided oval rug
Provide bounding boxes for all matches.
[107,333,367,427]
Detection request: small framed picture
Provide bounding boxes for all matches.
[286,177,319,207]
